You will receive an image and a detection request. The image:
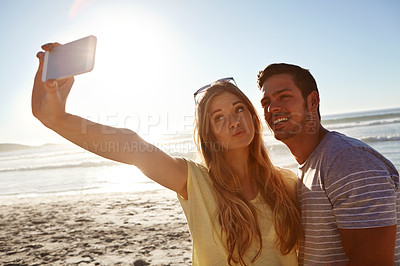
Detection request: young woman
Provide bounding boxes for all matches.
[32,43,302,265]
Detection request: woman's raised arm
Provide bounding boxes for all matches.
[32,43,188,199]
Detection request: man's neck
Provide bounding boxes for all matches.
[284,125,328,165]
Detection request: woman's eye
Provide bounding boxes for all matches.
[236,106,244,113]
[214,115,224,122]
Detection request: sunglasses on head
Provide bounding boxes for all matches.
[194,77,237,104]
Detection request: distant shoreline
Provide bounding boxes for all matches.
[0,143,33,152]
[321,106,400,119]
[0,143,69,153]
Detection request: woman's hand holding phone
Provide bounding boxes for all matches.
[32,43,75,129]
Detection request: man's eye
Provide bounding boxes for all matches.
[262,101,270,108]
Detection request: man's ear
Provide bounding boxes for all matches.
[307,91,320,112]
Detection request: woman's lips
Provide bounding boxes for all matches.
[233,129,246,137]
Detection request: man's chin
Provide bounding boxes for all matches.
[273,130,296,142]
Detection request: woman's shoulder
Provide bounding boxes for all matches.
[181,158,215,202]
[184,158,208,173]
[275,166,298,192]
[183,158,210,183]
[276,167,297,179]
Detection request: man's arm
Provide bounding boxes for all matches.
[339,225,396,266]
[326,147,399,266]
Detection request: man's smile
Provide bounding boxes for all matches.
[273,117,288,126]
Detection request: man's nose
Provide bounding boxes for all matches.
[268,100,281,113]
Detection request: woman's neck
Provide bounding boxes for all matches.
[224,147,249,176]
[224,147,257,200]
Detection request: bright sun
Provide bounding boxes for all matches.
[65,3,185,142]
[92,6,177,84]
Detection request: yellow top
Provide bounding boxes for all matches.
[178,159,298,265]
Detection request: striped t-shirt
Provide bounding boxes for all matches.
[297,131,400,265]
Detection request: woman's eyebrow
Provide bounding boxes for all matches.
[233,101,244,106]
[210,101,244,116]
[210,100,245,117]
[210,108,222,116]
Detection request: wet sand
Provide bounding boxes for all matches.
[0,190,192,265]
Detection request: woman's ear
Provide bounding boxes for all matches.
[307,91,320,112]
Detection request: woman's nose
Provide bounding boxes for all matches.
[228,115,240,129]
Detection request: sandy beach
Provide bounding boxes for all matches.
[0,190,192,265]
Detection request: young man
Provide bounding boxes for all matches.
[258,63,400,265]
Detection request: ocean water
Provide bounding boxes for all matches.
[1,108,399,198]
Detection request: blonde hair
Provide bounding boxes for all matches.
[194,81,302,265]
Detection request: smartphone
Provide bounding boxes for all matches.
[42,35,97,82]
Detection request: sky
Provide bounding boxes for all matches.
[0,0,399,145]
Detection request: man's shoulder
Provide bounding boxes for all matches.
[324,131,368,150]
[318,131,397,177]
[300,131,399,194]
[305,131,352,165]
[304,131,396,174]
[324,131,388,162]
[315,131,374,160]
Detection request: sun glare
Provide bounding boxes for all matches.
[66,4,185,142]
[89,6,181,90]
[69,0,95,19]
